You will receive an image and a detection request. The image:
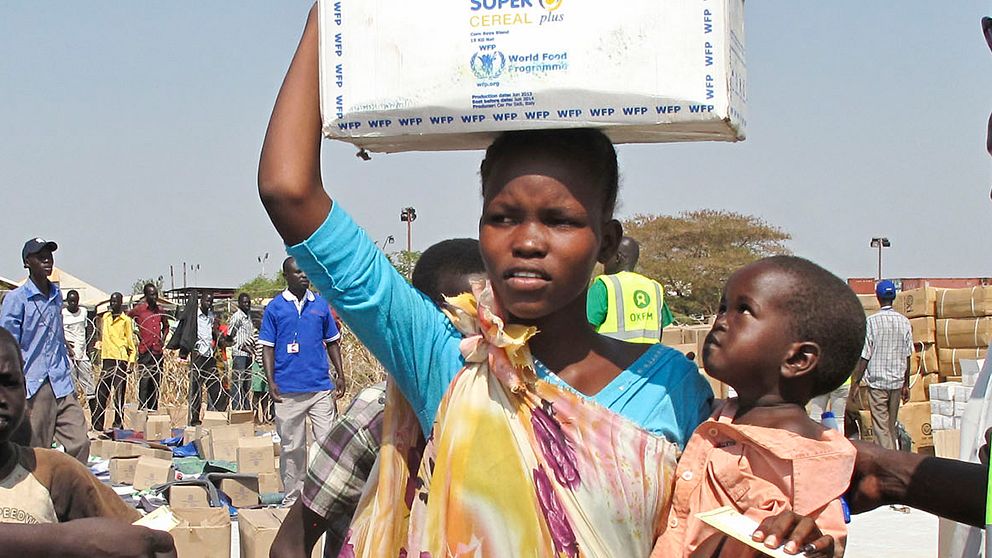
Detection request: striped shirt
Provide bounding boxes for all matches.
[253,330,263,367]
[227,309,254,358]
[861,307,913,390]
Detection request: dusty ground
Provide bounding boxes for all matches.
[847,506,939,558]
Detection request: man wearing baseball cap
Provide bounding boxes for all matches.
[850,279,913,452]
[0,238,90,463]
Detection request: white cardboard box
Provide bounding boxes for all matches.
[929,382,953,402]
[951,383,973,403]
[931,415,951,430]
[318,0,747,152]
[954,400,968,416]
[930,400,953,417]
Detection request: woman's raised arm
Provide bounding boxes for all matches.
[258,4,331,245]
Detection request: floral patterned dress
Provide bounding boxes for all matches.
[341,283,681,557]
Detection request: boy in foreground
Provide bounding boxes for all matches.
[0,329,174,555]
[654,256,865,558]
[0,327,140,524]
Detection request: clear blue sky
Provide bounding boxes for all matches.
[2,2,990,293]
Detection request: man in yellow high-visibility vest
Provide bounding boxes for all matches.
[586,237,673,343]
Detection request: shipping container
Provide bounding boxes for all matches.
[849,277,992,294]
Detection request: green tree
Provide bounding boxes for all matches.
[131,276,164,296]
[389,250,421,281]
[622,210,791,320]
[237,272,287,300]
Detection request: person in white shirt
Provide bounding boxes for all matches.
[851,280,913,451]
[61,290,95,417]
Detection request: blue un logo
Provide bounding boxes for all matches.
[470,51,506,79]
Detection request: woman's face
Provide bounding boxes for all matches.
[479,155,619,322]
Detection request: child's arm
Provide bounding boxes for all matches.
[258,3,329,246]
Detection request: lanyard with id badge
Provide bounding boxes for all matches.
[287,296,307,355]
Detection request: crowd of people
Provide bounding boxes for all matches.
[0,7,986,558]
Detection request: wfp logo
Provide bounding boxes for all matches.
[471,51,506,79]
[540,0,563,11]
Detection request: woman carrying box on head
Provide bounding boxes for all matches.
[258,5,836,557]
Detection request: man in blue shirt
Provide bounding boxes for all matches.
[259,257,345,505]
[0,238,90,462]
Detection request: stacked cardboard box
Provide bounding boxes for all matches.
[123,406,148,433]
[133,444,173,461]
[237,436,276,475]
[258,471,282,495]
[856,294,880,317]
[934,287,992,378]
[151,404,190,430]
[935,319,992,352]
[110,456,141,484]
[144,415,172,441]
[855,402,934,453]
[202,411,229,428]
[661,325,711,364]
[894,287,938,319]
[133,456,174,490]
[192,417,255,461]
[168,485,211,509]
[171,507,231,558]
[937,286,992,318]
[239,508,323,558]
[937,348,987,376]
[219,477,259,508]
[930,359,984,457]
[897,402,934,452]
[229,410,254,425]
[929,381,972,431]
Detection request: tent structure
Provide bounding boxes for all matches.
[0,276,18,305]
[12,267,110,310]
[0,276,17,291]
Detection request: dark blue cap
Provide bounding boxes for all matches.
[21,238,57,262]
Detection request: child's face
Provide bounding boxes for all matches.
[0,346,26,443]
[479,157,617,321]
[702,262,798,393]
[24,249,53,279]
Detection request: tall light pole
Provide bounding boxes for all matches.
[400,207,417,279]
[400,207,417,254]
[257,252,269,276]
[379,235,395,251]
[870,237,890,280]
